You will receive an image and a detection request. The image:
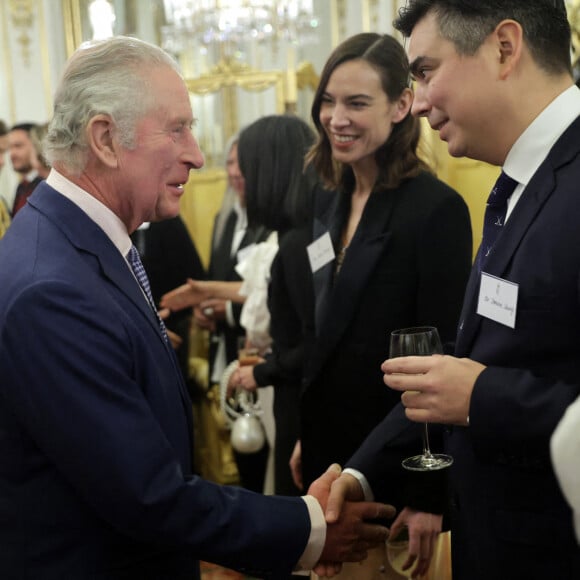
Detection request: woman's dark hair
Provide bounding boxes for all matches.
[306,32,427,192]
[238,114,318,231]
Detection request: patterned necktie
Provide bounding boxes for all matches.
[477,171,518,272]
[127,244,168,342]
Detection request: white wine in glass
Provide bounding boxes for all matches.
[389,326,453,471]
[386,527,413,578]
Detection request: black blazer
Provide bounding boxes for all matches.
[300,171,473,511]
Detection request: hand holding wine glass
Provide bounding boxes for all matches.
[389,326,453,471]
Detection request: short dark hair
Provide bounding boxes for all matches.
[306,33,427,192]
[394,0,572,76]
[10,122,37,135]
[0,120,8,136]
[237,114,318,231]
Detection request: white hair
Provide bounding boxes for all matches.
[45,36,181,175]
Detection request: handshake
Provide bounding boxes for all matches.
[307,464,394,578]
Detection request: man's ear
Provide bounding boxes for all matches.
[495,19,524,80]
[86,114,118,168]
[392,87,414,124]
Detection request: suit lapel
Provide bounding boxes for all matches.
[312,192,344,334]
[28,184,193,417]
[456,121,580,355]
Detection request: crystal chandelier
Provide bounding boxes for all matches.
[161,0,318,56]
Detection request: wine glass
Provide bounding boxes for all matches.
[389,326,453,471]
[386,527,413,578]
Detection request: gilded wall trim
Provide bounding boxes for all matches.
[61,0,83,57]
[38,0,53,117]
[0,0,16,120]
[9,0,34,66]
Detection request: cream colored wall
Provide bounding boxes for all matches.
[180,169,228,269]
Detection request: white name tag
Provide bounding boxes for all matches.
[477,272,519,328]
[307,232,335,273]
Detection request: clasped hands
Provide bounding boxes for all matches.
[308,465,442,578]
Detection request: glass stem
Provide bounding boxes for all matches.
[422,423,433,458]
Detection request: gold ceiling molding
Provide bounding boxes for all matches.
[296,61,319,92]
[9,0,34,66]
[185,59,285,147]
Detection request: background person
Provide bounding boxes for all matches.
[8,122,42,217]
[0,35,393,580]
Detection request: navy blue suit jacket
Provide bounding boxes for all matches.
[348,119,580,579]
[0,183,310,579]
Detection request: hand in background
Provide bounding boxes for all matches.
[289,440,303,491]
[160,278,209,312]
[388,508,442,578]
[236,364,260,391]
[193,306,216,332]
[308,466,395,577]
[164,328,183,350]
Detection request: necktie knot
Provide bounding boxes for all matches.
[486,171,518,208]
[127,245,168,342]
[478,171,519,271]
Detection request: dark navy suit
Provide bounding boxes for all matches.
[0,183,310,579]
[348,118,580,579]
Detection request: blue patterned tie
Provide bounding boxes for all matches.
[127,244,168,342]
[477,171,518,272]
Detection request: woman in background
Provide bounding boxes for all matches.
[293,32,473,579]
[162,115,323,503]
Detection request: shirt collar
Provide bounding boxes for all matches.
[46,169,132,258]
[504,85,580,186]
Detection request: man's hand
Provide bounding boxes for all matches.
[388,508,442,578]
[382,354,485,425]
[324,472,366,523]
[160,278,209,312]
[308,466,395,577]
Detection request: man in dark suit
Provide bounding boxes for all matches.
[8,122,42,217]
[0,36,393,579]
[323,2,580,579]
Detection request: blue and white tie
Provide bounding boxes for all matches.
[127,244,169,342]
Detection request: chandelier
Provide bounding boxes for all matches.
[161,0,319,55]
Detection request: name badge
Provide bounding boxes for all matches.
[477,272,518,328]
[307,232,335,273]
